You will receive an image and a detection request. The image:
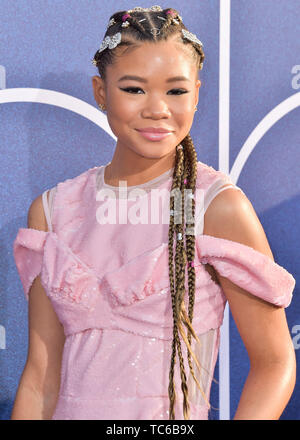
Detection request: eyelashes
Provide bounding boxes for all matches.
[119,87,189,95]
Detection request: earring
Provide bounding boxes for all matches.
[98,103,106,111]
[195,106,198,112]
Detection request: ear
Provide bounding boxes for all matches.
[92,75,106,107]
[194,79,201,108]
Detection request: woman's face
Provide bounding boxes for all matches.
[92,35,201,160]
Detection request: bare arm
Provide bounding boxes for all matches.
[204,187,296,420]
[11,192,65,420]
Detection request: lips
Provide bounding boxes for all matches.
[136,130,173,142]
[136,127,173,133]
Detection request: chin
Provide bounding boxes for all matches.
[138,146,175,159]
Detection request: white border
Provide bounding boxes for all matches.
[218,0,231,421]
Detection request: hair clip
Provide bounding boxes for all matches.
[150,27,160,36]
[166,9,182,25]
[166,9,182,24]
[121,13,131,28]
[181,29,203,47]
[157,16,166,21]
[93,23,203,67]
[98,32,122,53]
[107,18,116,28]
[170,209,181,216]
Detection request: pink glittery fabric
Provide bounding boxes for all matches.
[13,161,296,420]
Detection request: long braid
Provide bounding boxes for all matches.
[167,152,179,419]
[182,135,198,373]
[181,136,214,409]
[92,7,213,420]
[173,145,190,419]
[170,139,213,419]
[168,145,184,419]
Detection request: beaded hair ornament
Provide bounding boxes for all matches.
[91,6,204,69]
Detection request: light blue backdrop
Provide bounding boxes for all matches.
[0,0,299,420]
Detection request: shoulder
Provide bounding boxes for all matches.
[203,184,274,260]
[27,191,51,232]
[201,181,296,368]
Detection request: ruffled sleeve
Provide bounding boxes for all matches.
[13,228,48,300]
[196,234,295,308]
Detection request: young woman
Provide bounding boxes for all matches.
[11,6,296,420]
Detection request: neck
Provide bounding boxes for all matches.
[104,143,177,186]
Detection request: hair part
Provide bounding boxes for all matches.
[92,7,214,420]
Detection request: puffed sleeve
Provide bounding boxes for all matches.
[196,234,295,308]
[13,228,48,301]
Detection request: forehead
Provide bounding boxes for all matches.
[106,37,197,80]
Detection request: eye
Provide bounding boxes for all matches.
[168,88,189,95]
[119,87,189,95]
[119,87,144,94]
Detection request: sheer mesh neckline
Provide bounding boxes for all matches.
[97,162,175,192]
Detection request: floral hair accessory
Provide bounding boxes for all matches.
[97,32,122,54]
[181,29,203,47]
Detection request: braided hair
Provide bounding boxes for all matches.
[92,7,211,420]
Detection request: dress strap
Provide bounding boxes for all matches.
[42,186,57,232]
[194,178,245,236]
[204,178,245,216]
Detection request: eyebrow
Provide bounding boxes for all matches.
[118,75,191,83]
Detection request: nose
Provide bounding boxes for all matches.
[141,97,171,119]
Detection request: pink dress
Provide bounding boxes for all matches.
[13,160,295,420]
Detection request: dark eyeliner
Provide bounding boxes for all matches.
[119,87,143,93]
[119,87,189,94]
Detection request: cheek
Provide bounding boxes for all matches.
[110,96,139,121]
[172,94,195,113]
[173,102,195,123]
